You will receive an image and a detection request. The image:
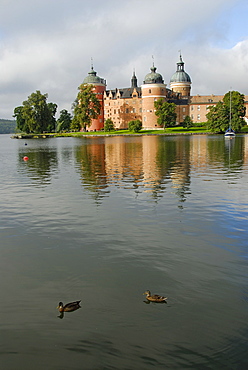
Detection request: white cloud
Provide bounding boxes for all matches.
[0,0,246,118]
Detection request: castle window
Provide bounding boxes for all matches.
[197,106,200,110]
[197,114,200,120]
[154,98,157,101]
[149,89,151,93]
[191,114,194,119]
[114,109,116,114]
[144,116,147,122]
[139,108,142,113]
[133,108,136,113]
[182,107,186,112]
[126,108,129,113]
[208,99,213,102]
[191,106,194,110]
[133,94,137,97]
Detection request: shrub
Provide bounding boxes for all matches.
[128,119,142,133]
[182,115,193,129]
[104,119,115,132]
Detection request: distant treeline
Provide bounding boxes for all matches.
[0,119,17,134]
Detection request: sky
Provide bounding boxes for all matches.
[0,0,248,119]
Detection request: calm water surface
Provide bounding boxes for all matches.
[0,134,247,369]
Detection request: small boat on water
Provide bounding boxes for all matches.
[224,90,235,138]
[224,128,235,138]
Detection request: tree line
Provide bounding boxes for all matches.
[13,86,246,134]
[0,119,16,134]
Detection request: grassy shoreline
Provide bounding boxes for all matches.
[11,126,248,138]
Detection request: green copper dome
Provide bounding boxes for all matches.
[170,55,191,83]
[144,65,164,84]
[83,67,106,85]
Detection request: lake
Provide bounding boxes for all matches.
[0,133,247,369]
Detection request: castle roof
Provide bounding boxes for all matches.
[143,64,164,84]
[170,55,191,83]
[105,87,141,99]
[83,66,106,85]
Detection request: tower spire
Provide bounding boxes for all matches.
[131,69,137,88]
[152,55,155,68]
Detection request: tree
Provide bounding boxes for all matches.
[154,98,177,128]
[13,91,57,133]
[206,101,227,133]
[72,84,101,131]
[128,119,142,133]
[206,90,246,133]
[182,115,193,129]
[47,102,58,132]
[57,109,72,132]
[13,106,28,132]
[70,115,81,132]
[223,91,246,132]
[104,119,115,132]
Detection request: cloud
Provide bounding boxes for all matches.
[0,0,246,118]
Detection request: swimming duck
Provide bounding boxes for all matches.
[143,290,167,302]
[57,300,81,312]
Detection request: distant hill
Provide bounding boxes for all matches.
[0,119,17,134]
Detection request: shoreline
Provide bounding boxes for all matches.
[11,131,219,139]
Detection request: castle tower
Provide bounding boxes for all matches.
[141,63,167,129]
[131,70,138,88]
[83,65,106,131]
[170,54,191,97]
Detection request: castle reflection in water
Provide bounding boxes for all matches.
[74,135,248,203]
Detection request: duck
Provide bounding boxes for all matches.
[143,290,167,303]
[57,300,81,312]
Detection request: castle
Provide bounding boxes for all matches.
[82,55,248,131]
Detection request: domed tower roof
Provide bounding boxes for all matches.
[170,54,191,83]
[83,66,106,85]
[143,64,164,84]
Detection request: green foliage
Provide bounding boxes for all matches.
[13,91,57,133]
[104,118,115,132]
[154,98,177,128]
[70,115,81,132]
[47,102,58,132]
[128,119,142,133]
[206,90,246,133]
[72,84,101,131]
[182,115,193,129]
[0,119,17,134]
[57,109,72,132]
[223,91,246,131]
